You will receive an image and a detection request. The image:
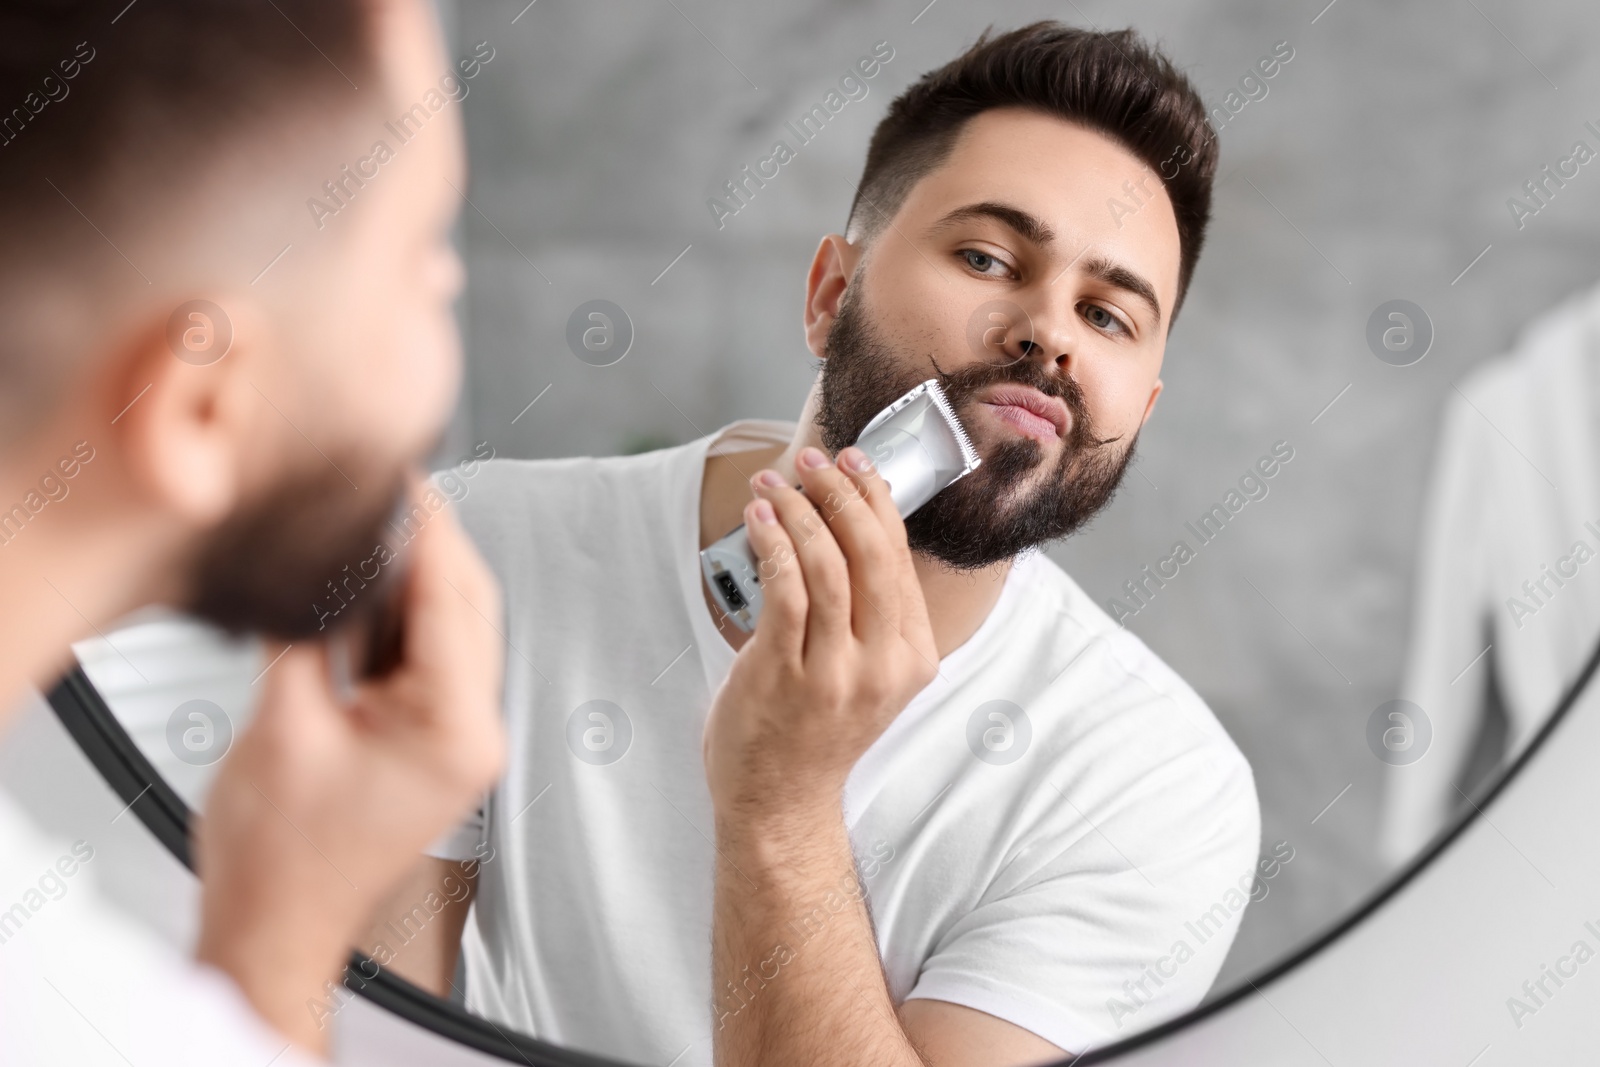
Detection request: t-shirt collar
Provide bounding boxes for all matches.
[670,419,1036,701]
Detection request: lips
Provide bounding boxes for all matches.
[980,384,1069,441]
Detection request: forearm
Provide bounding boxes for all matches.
[357,857,476,997]
[197,897,356,1057]
[194,803,370,1057]
[710,802,927,1067]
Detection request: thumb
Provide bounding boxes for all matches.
[251,641,342,754]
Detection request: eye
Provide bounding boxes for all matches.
[959,248,1010,277]
[1082,302,1129,335]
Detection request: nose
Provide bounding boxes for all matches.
[979,294,1078,377]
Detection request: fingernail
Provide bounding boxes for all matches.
[756,469,785,487]
[839,446,872,472]
[750,499,776,524]
[799,446,828,469]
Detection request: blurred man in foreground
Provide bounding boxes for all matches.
[0,0,504,1060]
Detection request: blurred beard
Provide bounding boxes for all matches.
[815,288,1138,571]
[185,456,409,640]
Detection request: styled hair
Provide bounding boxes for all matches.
[0,0,378,439]
[846,21,1217,322]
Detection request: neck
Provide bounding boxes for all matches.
[0,433,173,722]
[697,406,1011,658]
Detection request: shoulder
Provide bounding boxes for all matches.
[1009,550,1225,728]
[1008,551,1259,838]
[444,443,696,513]
[1457,285,1596,406]
[427,441,701,562]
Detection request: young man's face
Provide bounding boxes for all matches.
[815,107,1180,569]
[185,0,466,636]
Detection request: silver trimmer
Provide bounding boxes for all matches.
[700,378,981,632]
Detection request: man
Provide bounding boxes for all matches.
[0,1,505,1062]
[400,21,1261,1067]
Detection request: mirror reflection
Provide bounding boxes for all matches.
[46,0,1600,1065]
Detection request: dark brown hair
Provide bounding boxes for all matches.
[0,0,378,214]
[847,22,1217,322]
[0,0,379,439]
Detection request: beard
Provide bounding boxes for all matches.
[815,287,1138,571]
[185,455,409,640]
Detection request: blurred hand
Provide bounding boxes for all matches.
[702,445,937,823]
[195,474,505,1054]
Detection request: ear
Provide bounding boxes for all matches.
[1139,378,1163,427]
[802,234,860,361]
[111,295,275,528]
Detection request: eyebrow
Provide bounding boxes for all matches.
[927,200,1164,330]
[930,201,1056,248]
[1075,250,1164,331]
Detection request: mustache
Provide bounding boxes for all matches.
[925,353,1122,450]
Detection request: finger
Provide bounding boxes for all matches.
[395,475,502,677]
[358,476,505,761]
[752,462,851,652]
[836,445,907,549]
[794,446,898,642]
[741,492,805,662]
[404,472,502,625]
[835,444,923,631]
[252,641,340,754]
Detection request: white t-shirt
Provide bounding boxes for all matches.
[439,420,1260,1063]
[0,771,322,1066]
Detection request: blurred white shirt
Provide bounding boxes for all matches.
[0,710,321,1067]
[1385,280,1600,864]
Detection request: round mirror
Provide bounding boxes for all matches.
[33,0,1600,1063]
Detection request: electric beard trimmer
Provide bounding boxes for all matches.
[700,378,981,632]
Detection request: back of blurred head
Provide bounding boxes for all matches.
[0,0,466,640]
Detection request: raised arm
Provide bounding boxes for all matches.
[702,445,1067,1067]
[196,486,505,1055]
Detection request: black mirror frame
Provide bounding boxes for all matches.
[44,627,1600,1065]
